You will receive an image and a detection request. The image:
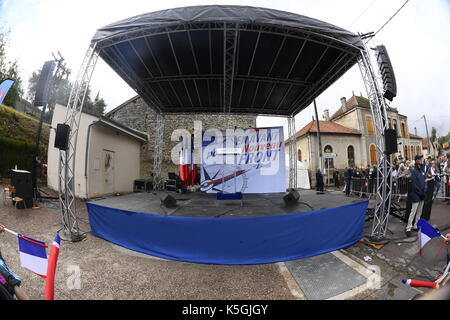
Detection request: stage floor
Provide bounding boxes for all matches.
[89,189,365,217]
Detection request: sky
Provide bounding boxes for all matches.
[1,0,449,138]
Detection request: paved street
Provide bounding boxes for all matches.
[0,187,448,300]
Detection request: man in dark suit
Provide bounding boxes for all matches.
[406,155,427,237]
[316,169,324,193]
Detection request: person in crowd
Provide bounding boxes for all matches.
[422,159,436,221]
[443,156,450,204]
[333,170,340,188]
[406,155,427,237]
[316,168,324,193]
[0,225,29,300]
[431,160,442,200]
[344,166,353,196]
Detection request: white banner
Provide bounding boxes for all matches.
[200,126,285,193]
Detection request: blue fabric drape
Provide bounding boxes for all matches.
[87,200,368,265]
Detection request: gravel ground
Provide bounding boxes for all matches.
[0,189,293,300]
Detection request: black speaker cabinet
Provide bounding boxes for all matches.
[160,193,177,208]
[34,60,55,107]
[54,123,70,150]
[384,128,398,155]
[11,169,33,199]
[283,189,300,206]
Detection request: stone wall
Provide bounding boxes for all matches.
[107,96,257,179]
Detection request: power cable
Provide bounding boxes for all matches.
[349,0,378,28]
[373,0,410,37]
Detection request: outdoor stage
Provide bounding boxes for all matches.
[86,190,369,265]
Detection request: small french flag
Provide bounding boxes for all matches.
[18,234,48,277]
[417,219,442,256]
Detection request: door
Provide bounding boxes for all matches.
[103,150,115,195]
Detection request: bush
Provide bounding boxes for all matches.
[0,136,36,178]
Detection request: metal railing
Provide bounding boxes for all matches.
[347,174,450,200]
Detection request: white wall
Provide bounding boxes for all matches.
[47,104,141,199]
[87,124,141,198]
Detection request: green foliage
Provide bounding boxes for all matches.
[0,30,24,108]
[0,136,35,178]
[27,64,106,119]
[0,104,49,178]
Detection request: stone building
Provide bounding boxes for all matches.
[106,96,257,179]
[287,93,423,185]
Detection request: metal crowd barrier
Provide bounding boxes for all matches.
[347,174,450,201]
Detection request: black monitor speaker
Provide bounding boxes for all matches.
[384,128,398,155]
[54,123,70,150]
[283,189,300,206]
[160,193,177,208]
[34,60,55,107]
[375,45,397,102]
[11,170,33,199]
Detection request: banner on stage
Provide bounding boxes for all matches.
[200,126,285,193]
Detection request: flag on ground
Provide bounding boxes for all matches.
[45,234,61,300]
[18,234,48,277]
[417,218,441,256]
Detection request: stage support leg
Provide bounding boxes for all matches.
[58,43,99,242]
[287,116,297,189]
[358,39,393,243]
[152,113,165,190]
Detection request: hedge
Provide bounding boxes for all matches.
[0,136,43,178]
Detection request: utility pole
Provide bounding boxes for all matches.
[422,115,434,157]
[313,100,323,172]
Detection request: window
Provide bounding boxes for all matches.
[393,120,398,136]
[416,146,420,156]
[410,146,414,160]
[297,149,302,162]
[370,144,377,165]
[366,116,374,135]
[347,145,355,167]
[401,123,407,138]
[404,146,408,160]
[388,118,392,129]
[324,145,334,168]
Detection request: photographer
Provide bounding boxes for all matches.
[0,224,29,300]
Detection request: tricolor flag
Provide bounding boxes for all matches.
[0,79,14,104]
[417,218,442,256]
[18,234,48,277]
[402,279,437,289]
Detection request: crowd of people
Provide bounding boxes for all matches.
[337,153,450,237]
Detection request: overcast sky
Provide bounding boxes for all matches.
[1,0,449,138]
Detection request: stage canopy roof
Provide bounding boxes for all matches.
[92,5,364,116]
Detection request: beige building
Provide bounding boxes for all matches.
[47,104,147,199]
[288,94,423,185]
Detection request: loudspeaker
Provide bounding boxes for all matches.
[54,123,70,150]
[11,169,33,199]
[160,193,177,208]
[375,45,397,102]
[34,60,55,107]
[384,128,398,155]
[283,189,300,206]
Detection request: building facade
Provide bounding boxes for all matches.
[47,104,147,198]
[106,96,257,179]
[288,94,423,185]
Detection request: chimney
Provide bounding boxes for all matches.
[341,97,347,112]
[414,127,417,136]
[323,109,330,121]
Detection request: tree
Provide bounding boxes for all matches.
[0,30,24,108]
[27,63,106,120]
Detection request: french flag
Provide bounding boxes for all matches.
[417,218,442,256]
[18,234,48,277]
